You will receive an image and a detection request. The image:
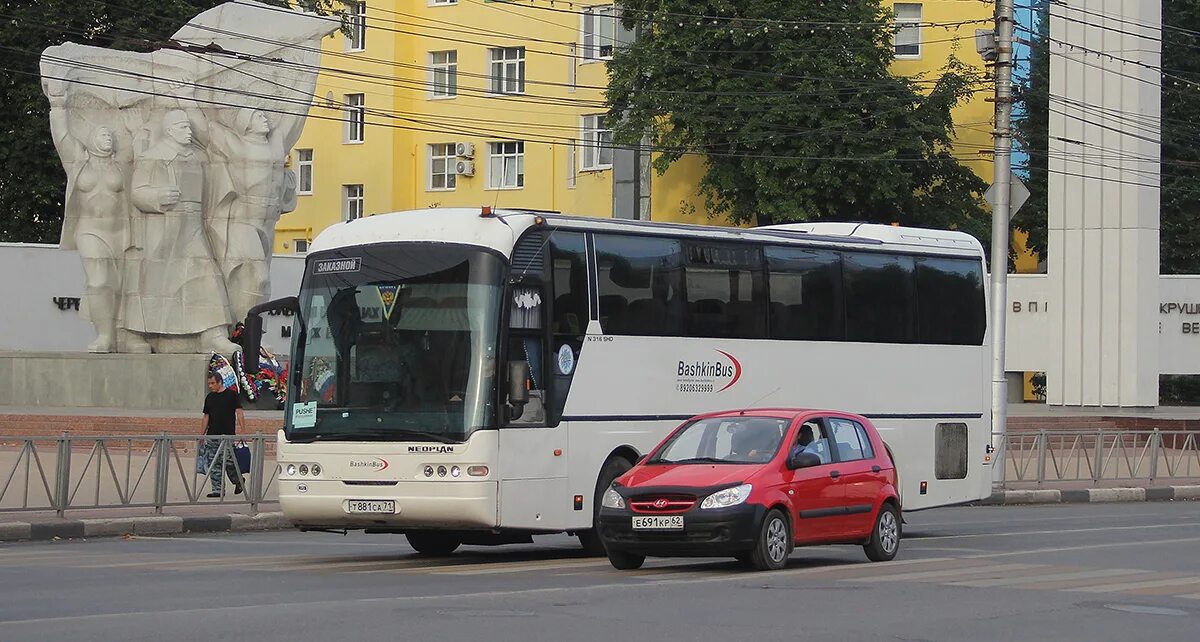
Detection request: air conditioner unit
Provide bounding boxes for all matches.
[455,160,475,176]
[455,142,475,158]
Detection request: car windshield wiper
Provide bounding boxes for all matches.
[659,457,729,465]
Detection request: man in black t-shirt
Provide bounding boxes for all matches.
[200,373,246,498]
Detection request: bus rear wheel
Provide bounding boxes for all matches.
[578,455,634,556]
[406,531,461,556]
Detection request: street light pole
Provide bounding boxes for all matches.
[989,0,1016,473]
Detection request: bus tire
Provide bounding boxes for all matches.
[863,502,901,562]
[406,531,461,556]
[578,455,634,556]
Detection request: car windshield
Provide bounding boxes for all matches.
[649,416,790,464]
[285,243,504,443]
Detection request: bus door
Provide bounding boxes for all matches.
[496,229,589,530]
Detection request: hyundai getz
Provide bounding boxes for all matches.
[598,409,901,571]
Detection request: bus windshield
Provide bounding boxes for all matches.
[287,244,504,442]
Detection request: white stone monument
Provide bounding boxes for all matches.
[40,1,336,354]
[1046,1,1161,406]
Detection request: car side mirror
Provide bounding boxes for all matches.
[635,454,648,465]
[787,450,822,470]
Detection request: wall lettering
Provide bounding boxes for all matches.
[51,296,81,311]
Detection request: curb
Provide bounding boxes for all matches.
[984,485,1200,506]
[0,511,290,542]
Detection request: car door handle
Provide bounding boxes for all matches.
[872,465,881,473]
[829,470,840,480]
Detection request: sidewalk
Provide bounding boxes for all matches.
[0,502,286,542]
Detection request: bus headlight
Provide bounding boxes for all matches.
[601,487,625,509]
[700,484,752,509]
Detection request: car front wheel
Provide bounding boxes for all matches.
[863,503,901,562]
[607,549,645,570]
[748,509,790,571]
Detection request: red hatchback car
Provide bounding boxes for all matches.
[598,409,901,571]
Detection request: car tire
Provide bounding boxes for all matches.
[406,531,461,556]
[749,509,791,571]
[863,503,901,562]
[578,455,634,556]
[607,549,645,570]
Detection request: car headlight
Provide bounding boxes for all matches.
[700,484,752,509]
[601,487,625,509]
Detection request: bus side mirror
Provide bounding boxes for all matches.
[243,296,299,372]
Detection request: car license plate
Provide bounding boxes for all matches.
[347,499,395,514]
[632,515,684,530]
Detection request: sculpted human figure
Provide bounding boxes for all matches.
[125,109,239,354]
[197,107,297,323]
[45,85,129,353]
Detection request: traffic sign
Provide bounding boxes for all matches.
[984,173,1031,221]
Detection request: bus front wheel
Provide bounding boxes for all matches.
[578,455,633,556]
[406,531,461,556]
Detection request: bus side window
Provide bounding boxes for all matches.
[548,231,589,425]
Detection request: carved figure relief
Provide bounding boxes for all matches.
[38,1,334,354]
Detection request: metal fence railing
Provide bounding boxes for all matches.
[0,434,277,516]
[994,429,1200,487]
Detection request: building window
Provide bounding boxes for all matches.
[429,143,457,190]
[894,3,922,58]
[343,184,364,220]
[489,47,525,94]
[429,50,457,98]
[344,93,365,143]
[294,239,309,254]
[296,148,313,195]
[488,141,524,189]
[346,1,366,51]
[580,114,613,170]
[582,5,617,61]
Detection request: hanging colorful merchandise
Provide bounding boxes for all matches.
[208,353,237,390]
[233,346,288,408]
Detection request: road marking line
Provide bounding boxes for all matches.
[913,522,1200,542]
[75,554,317,569]
[1066,576,1200,593]
[431,559,613,576]
[964,536,1200,559]
[843,562,1042,583]
[948,568,1143,588]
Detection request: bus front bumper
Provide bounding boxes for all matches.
[279,479,498,530]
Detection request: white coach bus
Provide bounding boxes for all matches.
[244,207,992,555]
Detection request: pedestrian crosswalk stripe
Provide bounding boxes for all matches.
[1066,576,1200,593]
[948,568,1143,588]
[845,562,1042,583]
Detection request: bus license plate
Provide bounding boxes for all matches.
[347,500,395,514]
[632,515,684,530]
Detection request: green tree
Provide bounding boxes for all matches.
[1011,1,1049,265]
[0,0,340,243]
[606,0,989,240]
[1160,3,1200,275]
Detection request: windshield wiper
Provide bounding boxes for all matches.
[290,429,460,444]
[657,457,729,465]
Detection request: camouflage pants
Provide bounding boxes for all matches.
[198,439,242,494]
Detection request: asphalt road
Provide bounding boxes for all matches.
[1,503,1199,641]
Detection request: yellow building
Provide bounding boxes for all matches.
[273,1,995,254]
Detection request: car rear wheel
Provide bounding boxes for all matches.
[406,532,461,556]
[749,509,790,571]
[863,503,901,562]
[607,549,645,570]
[578,455,634,556]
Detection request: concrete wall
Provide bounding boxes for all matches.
[0,243,303,356]
[1007,274,1200,376]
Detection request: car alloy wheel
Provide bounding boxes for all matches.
[878,509,899,554]
[766,516,788,564]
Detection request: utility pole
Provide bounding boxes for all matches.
[989,0,1016,476]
